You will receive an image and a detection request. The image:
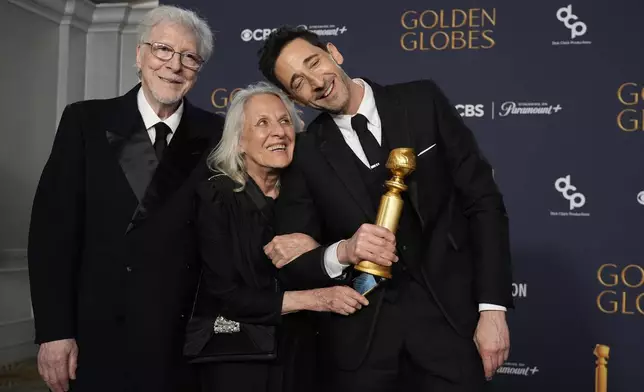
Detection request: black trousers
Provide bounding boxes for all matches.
[322,280,486,392]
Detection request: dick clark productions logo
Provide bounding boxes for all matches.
[555,175,585,210]
[556,5,587,39]
[553,5,591,46]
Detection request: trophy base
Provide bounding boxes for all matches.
[354,261,392,279]
[352,273,386,296]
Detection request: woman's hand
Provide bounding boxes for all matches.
[309,286,369,315]
[282,286,369,316]
[264,233,320,268]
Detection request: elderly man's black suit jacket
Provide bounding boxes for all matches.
[28,84,224,391]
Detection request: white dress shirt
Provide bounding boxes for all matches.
[322,79,506,312]
[137,88,184,145]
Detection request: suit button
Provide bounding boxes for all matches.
[180,314,186,320]
[126,266,132,272]
[402,245,407,251]
[186,264,191,270]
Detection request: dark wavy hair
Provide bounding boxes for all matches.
[257,26,328,91]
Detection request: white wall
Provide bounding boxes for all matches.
[86,2,155,99]
[0,0,157,366]
[0,0,60,253]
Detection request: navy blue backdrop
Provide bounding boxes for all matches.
[160,1,644,390]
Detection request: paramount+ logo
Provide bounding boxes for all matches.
[400,8,496,51]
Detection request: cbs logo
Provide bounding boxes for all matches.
[455,104,484,118]
[241,28,276,42]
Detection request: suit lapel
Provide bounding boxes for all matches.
[127,101,211,233]
[315,117,376,222]
[105,85,158,204]
[369,81,424,227]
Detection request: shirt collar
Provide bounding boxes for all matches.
[331,78,380,130]
[137,87,184,133]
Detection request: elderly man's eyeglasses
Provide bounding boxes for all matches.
[142,42,204,71]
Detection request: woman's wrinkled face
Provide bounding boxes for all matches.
[239,94,296,175]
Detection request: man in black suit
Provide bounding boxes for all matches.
[27,6,223,392]
[259,27,513,391]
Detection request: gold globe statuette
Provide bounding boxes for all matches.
[354,147,416,279]
[594,344,610,392]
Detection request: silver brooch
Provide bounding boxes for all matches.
[213,315,240,334]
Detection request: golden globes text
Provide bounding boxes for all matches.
[401,8,496,51]
[617,82,644,132]
[596,263,644,315]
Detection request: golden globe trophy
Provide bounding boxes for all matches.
[352,148,416,295]
[594,344,610,392]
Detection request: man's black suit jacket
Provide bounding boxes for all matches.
[275,79,513,371]
[27,84,224,391]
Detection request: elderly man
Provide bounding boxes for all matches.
[27,5,223,392]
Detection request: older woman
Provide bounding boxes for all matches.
[184,82,369,392]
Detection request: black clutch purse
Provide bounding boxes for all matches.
[183,270,278,363]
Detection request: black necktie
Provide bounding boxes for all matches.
[153,122,172,160]
[351,114,382,167]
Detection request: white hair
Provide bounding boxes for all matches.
[136,5,214,75]
[207,81,305,191]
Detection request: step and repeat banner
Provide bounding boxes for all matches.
[161,0,643,390]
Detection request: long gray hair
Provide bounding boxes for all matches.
[207,81,304,191]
